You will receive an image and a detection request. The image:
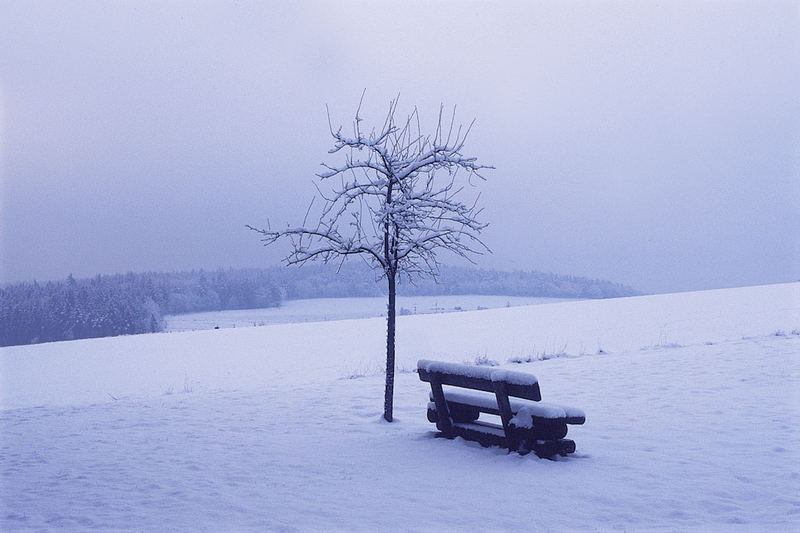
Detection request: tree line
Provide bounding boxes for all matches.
[264,263,639,300]
[0,269,281,347]
[1,265,637,347]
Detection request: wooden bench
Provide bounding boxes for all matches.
[417,359,585,458]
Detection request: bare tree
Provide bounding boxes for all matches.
[248,96,492,421]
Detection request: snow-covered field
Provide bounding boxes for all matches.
[1,283,798,531]
[164,294,574,332]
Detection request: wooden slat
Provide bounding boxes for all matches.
[418,367,541,401]
[529,438,576,458]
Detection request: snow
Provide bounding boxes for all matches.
[509,410,535,429]
[510,405,562,427]
[432,388,504,411]
[488,369,540,387]
[453,422,507,437]
[1,282,799,531]
[164,294,573,332]
[419,359,539,386]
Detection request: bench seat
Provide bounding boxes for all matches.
[429,389,585,424]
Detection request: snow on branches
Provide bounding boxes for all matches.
[248,96,493,280]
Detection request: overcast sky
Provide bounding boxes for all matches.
[1,0,798,293]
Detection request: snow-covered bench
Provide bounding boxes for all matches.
[417,359,585,458]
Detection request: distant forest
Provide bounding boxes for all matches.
[1,264,638,347]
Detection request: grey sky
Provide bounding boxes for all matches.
[1,1,798,293]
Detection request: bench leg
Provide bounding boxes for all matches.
[428,379,453,435]
[492,381,518,451]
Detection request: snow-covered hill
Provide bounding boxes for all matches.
[1,283,798,531]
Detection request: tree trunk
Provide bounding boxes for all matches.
[384,271,396,422]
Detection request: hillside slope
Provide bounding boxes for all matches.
[1,283,798,531]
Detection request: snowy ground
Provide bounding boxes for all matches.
[1,283,799,531]
[164,294,574,332]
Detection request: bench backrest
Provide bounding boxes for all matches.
[418,359,541,401]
